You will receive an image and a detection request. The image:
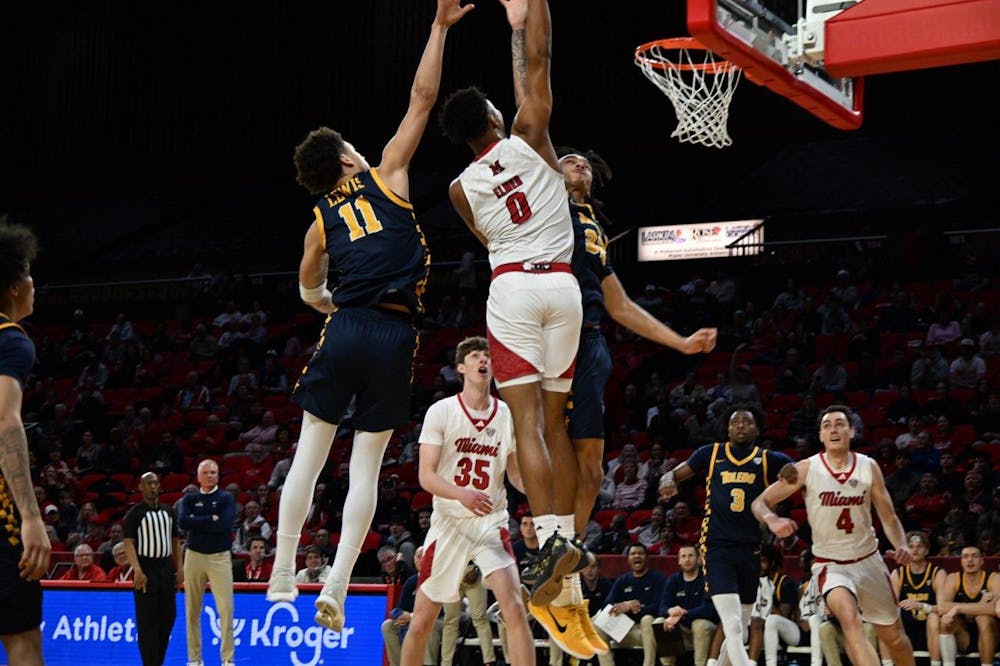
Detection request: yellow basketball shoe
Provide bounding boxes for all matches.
[576,600,609,655]
[528,600,595,660]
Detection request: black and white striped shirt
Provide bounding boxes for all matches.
[123,501,180,559]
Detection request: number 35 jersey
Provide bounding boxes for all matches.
[313,168,430,314]
[804,452,878,561]
[419,394,516,519]
[457,135,573,270]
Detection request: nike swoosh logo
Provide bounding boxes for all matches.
[544,606,567,633]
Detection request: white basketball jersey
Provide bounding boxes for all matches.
[752,576,775,619]
[804,451,879,561]
[420,394,516,519]
[457,135,573,269]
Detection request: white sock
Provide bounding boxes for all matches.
[551,516,578,606]
[939,634,956,666]
[327,429,392,586]
[707,660,718,666]
[555,515,575,540]
[881,660,893,666]
[534,514,557,546]
[749,661,756,666]
[931,661,942,666]
[712,594,752,666]
[273,412,338,570]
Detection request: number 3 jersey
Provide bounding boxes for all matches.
[420,394,516,519]
[804,452,879,561]
[313,168,430,314]
[456,135,573,270]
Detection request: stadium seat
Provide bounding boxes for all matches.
[626,509,653,530]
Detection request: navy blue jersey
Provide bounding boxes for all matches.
[687,442,793,548]
[314,168,430,314]
[0,315,34,554]
[898,563,939,626]
[607,569,667,621]
[771,572,799,616]
[569,201,614,328]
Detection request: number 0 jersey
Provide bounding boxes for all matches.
[313,168,430,314]
[419,394,516,519]
[456,135,573,270]
[804,452,879,561]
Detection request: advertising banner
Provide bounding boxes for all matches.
[0,585,388,666]
[637,220,764,261]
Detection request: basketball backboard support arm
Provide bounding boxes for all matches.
[824,0,1000,78]
[688,0,864,129]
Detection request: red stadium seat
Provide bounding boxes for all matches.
[626,509,653,530]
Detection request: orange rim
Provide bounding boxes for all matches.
[635,37,738,73]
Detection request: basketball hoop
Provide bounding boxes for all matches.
[634,37,742,149]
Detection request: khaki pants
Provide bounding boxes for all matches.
[381,618,442,666]
[442,577,495,665]
[662,619,718,666]
[184,550,234,664]
[597,615,658,666]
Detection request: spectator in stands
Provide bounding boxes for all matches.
[606,443,640,481]
[596,543,666,666]
[810,354,848,394]
[974,391,1000,440]
[60,543,108,581]
[911,345,949,390]
[190,413,227,455]
[74,501,99,536]
[775,347,809,395]
[44,504,66,542]
[966,450,996,491]
[961,470,990,520]
[894,414,924,450]
[188,324,218,360]
[639,442,671,485]
[239,411,279,452]
[647,524,683,556]
[312,529,337,563]
[213,300,243,330]
[725,364,762,409]
[610,461,646,512]
[924,384,964,425]
[976,488,1000,545]
[71,377,107,433]
[76,352,109,390]
[260,350,289,396]
[97,521,124,570]
[933,500,973,555]
[232,500,271,553]
[927,310,962,347]
[788,394,820,445]
[631,505,666,549]
[106,542,134,582]
[910,432,942,474]
[979,319,1000,357]
[74,430,103,475]
[936,544,999,666]
[668,501,701,546]
[380,546,440,666]
[669,371,706,410]
[227,356,259,396]
[818,294,852,335]
[937,451,964,490]
[512,512,538,566]
[377,545,414,586]
[106,313,134,342]
[295,545,331,584]
[635,284,667,322]
[232,535,272,582]
[886,450,921,510]
[950,338,987,388]
[175,371,211,412]
[903,473,948,531]
[597,513,631,555]
[885,348,914,392]
[385,515,416,570]
[373,475,410,532]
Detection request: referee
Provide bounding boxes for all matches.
[122,471,183,666]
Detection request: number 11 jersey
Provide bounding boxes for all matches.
[420,394,516,519]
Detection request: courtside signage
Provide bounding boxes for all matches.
[638,220,764,261]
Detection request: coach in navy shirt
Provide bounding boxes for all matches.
[596,543,666,665]
[659,544,719,666]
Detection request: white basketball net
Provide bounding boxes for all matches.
[635,41,742,149]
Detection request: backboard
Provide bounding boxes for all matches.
[687,0,864,130]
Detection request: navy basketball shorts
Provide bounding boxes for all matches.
[292,306,417,432]
[567,328,612,440]
[0,547,43,635]
[901,618,928,650]
[704,544,759,604]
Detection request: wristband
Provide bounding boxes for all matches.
[923,603,932,614]
[299,280,331,304]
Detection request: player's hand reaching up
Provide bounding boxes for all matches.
[458,488,493,516]
[498,0,527,29]
[435,0,475,27]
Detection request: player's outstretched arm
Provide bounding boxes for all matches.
[418,443,493,516]
[869,462,911,566]
[752,460,808,538]
[298,220,334,314]
[602,273,717,353]
[509,0,560,170]
[500,0,528,108]
[0,375,51,581]
[378,0,474,197]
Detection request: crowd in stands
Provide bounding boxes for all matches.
[19,246,1000,662]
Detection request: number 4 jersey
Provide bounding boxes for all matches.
[457,135,573,269]
[420,394,516,519]
[804,452,879,561]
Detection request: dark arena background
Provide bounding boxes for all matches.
[2,1,1000,665]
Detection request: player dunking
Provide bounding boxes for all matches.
[439,0,586,643]
[266,0,474,632]
[399,336,535,665]
[659,405,794,666]
[752,405,916,666]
